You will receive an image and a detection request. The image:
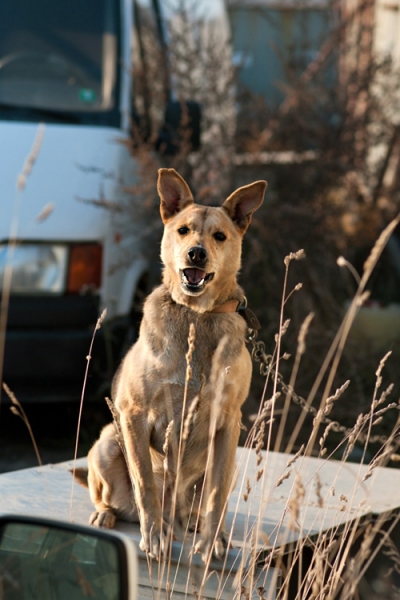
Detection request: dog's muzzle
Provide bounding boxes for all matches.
[180,268,214,294]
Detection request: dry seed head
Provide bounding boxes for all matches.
[36,202,55,223]
[243,477,252,502]
[337,256,346,267]
[255,416,266,440]
[17,174,26,190]
[363,449,391,481]
[185,323,196,382]
[284,248,306,267]
[4,382,42,466]
[288,473,305,529]
[286,444,305,467]
[391,454,400,462]
[339,494,348,502]
[330,486,335,496]
[3,382,19,406]
[294,283,302,291]
[376,351,392,378]
[17,123,45,190]
[363,216,400,278]
[276,470,292,487]
[187,323,196,356]
[320,421,337,449]
[345,412,364,459]
[324,379,350,416]
[281,318,291,336]
[255,424,265,463]
[372,384,394,413]
[163,420,174,454]
[183,396,199,440]
[297,312,314,356]
[374,396,396,416]
[96,308,107,330]
[282,352,291,360]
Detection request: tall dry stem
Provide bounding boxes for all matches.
[0,124,45,408]
[69,308,107,521]
[3,382,42,467]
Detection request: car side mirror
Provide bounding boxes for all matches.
[0,514,137,599]
[156,99,201,155]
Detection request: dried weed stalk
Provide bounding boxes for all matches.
[3,383,42,467]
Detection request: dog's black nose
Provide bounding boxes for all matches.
[188,246,207,265]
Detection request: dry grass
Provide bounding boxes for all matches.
[2,1,400,598]
[86,222,400,599]
[3,144,400,599]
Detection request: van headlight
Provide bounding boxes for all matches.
[0,244,68,294]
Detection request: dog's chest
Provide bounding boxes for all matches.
[157,304,244,385]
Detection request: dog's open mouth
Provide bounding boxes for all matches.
[180,268,214,293]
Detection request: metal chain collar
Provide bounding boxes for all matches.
[247,334,390,446]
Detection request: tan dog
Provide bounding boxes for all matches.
[79,169,267,561]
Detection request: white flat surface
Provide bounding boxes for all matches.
[0,447,399,560]
[228,448,400,553]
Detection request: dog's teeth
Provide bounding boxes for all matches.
[182,272,205,287]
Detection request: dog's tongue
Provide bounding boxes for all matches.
[184,268,206,285]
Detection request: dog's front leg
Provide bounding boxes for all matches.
[118,411,164,558]
[195,421,239,561]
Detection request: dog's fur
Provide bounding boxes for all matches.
[78,169,267,561]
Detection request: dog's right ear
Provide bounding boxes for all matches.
[158,168,194,223]
[222,180,267,233]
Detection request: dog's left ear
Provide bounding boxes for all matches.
[158,168,194,223]
[222,180,267,233]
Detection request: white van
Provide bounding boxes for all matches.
[0,0,229,403]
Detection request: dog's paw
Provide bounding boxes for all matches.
[195,530,228,562]
[139,524,167,560]
[89,510,116,529]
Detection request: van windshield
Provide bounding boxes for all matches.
[0,0,119,125]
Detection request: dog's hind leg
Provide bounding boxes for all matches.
[86,423,138,528]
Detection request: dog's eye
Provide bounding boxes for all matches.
[214,232,226,242]
[178,226,189,235]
